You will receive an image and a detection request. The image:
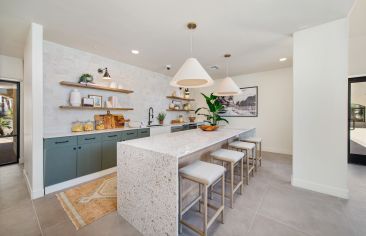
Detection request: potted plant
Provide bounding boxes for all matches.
[78,73,94,84]
[157,112,166,125]
[195,93,228,131]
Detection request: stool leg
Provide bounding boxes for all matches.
[203,185,208,236]
[252,148,256,175]
[240,157,244,194]
[179,175,183,234]
[198,184,202,213]
[254,145,258,172]
[230,162,234,209]
[259,142,262,166]
[221,174,225,224]
[245,150,249,185]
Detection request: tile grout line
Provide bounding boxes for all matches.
[31,199,44,236]
[256,212,314,236]
[246,181,270,234]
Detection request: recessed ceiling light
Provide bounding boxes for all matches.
[279,58,287,62]
[131,50,139,55]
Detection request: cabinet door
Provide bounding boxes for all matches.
[44,145,77,186]
[138,128,150,138]
[77,142,102,177]
[102,133,119,170]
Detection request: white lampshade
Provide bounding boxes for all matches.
[213,77,242,96]
[170,58,214,88]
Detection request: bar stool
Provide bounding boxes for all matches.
[210,149,244,208]
[228,141,255,185]
[179,161,225,236]
[240,137,262,170]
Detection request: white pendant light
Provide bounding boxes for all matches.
[170,22,214,88]
[214,54,241,96]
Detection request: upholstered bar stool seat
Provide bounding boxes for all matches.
[229,141,255,185]
[179,161,226,185]
[179,161,226,236]
[240,137,262,170]
[210,149,244,208]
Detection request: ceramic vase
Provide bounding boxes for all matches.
[70,89,81,107]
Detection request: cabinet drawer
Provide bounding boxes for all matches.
[78,134,101,144]
[102,132,120,141]
[138,128,150,138]
[122,130,138,140]
[44,136,77,149]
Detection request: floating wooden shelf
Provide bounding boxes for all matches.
[59,106,133,111]
[166,109,194,112]
[166,96,195,101]
[60,81,134,94]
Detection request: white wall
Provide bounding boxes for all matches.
[192,68,293,155]
[23,23,44,199]
[43,41,185,135]
[0,55,24,163]
[292,19,349,199]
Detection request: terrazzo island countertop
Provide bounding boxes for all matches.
[122,127,254,158]
[117,127,255,236]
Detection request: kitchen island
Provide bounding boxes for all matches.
[117,127,255,235]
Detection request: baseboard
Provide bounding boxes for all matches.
[263,147,292,156]
[291,176,349,199]
[45,167,117,195]
[23,169,44,199]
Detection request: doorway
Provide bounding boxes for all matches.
[348,76,366,165]
[0,80,20,166]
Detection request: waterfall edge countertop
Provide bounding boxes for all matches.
[121,127,255,158]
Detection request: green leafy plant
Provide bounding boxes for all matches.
[78,73,94,83]
[195,93,228,126]
[0,117,11,136]
[157,112,166,122]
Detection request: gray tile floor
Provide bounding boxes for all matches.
[0,152,365,236]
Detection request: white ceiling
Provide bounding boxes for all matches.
[0,0,355,78]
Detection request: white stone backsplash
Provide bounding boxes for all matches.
[43,41,188,135]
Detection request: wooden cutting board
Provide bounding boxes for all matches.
[94,113,129,129]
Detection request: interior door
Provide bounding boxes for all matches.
[349,77,366,165]
[0,80,20,166]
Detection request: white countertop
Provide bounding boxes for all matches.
[120,127,253,158]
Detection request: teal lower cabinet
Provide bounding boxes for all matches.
[44,137,78,187]
[44,128,151,187]
[102,133,119,170]
[77,142,102,177]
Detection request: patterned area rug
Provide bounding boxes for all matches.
[56,173,117,229]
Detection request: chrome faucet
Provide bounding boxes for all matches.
[148,107,154,126]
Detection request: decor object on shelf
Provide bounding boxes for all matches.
[178,115,184,123]
[88,95,102,108]
[78,73,94,84]
[109,82,117,89]
[217,86,258,117]
[184,88,190,99]
[82,97,94,107]
[170,22,214,88]
[214,54,242,96]
[188,116,196,122]
[98,67,111,80]
[169,101,175,109]
[70,89,82,107]
[108,96,119,108]
[195,93,228,130]
[157,112,166,125]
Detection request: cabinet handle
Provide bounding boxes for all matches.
[78,146,81,149]
[55,140,69,144]
[127,132,135,135]
[108,135,118,138]
[141,131,147,134]
[73,147,76,150]
[85,137,96,140]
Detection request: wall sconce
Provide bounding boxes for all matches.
[98,67,111,80]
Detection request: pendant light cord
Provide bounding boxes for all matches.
[226,58,229,77]
[190,30,193,57]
